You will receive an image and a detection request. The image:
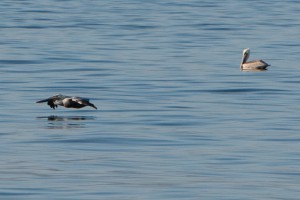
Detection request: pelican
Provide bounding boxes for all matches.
[240,48,269,71]
[36,94,97,110]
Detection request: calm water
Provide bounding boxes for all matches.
[1,0,300,199]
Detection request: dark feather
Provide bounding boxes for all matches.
[47,100,57,109]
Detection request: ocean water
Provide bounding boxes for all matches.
[1,0,300,199]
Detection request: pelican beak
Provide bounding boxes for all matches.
[93,105,98,110]
[87,102,97,110]
[241,53,247,64]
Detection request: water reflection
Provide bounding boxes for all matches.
[241,68,268,72]
[37,116,96,129]
[37,116,96,121]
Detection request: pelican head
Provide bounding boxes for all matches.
[240,48,250,68]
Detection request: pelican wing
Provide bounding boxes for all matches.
[36,96,58,109]
[242,59,269,70]
[36,97,51,103]
[47,100,58,109]
[36,94,67,103]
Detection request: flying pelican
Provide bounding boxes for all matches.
[240,48,269,71]
[36,94,97,110]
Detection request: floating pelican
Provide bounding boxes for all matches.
[240,48,269,71]
[36,94,97,110]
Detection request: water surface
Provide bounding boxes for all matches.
[1,1,300,199]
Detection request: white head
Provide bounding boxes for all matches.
[240,48,250,68]
[243,48,250,56]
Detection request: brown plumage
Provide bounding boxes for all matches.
[36,94,97,110]
[240,48,270,71]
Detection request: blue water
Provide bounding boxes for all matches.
[1,1,300,199]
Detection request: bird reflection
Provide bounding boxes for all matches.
[240,68,268,72]
[37,116,96,129]
[38,115,96,121]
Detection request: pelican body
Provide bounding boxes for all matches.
[240,48,269,71]
[36,94,97,110]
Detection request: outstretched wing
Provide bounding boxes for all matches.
[36,96,58,109]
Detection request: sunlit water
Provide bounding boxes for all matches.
[1,1,300,199]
